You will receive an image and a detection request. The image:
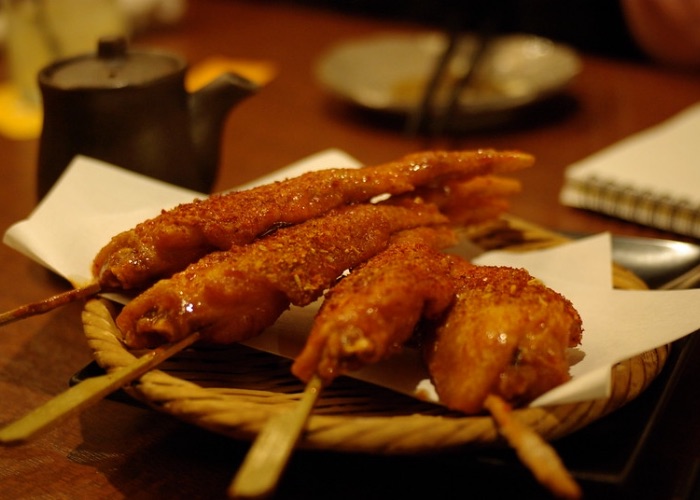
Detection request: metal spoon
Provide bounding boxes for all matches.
[569,233,700,289]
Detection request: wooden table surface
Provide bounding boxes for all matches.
[1,1,699,498]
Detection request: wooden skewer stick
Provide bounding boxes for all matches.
[0,282,102,327]
[0,331,200,445]
[483,394,582,500]
[228,374,324,499]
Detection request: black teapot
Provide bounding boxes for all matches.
[37,36,258,199]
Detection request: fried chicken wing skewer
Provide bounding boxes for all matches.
[233,226,459,498]
[295,250,582,498]
[95,149,533,291]
[292,226,458,384]
[429,260,583,499]
[292,238,581,498]
[116,200,450,348]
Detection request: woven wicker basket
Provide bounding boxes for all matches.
[81,216,667,454]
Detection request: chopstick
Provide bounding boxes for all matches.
[431,32,491,135]
[404,27,461,136]
[228,375,324,499]
[0,332,200,445]
[405,13,496,137]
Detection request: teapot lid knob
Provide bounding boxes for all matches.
[97,36,128,60]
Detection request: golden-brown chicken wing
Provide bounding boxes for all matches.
[424,263,583,414]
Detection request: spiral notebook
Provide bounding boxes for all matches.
[559,102,700,238]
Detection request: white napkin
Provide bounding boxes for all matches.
[4,151,700,407]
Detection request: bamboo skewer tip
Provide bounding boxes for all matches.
[484,394,582,500]
[0,282,101,327]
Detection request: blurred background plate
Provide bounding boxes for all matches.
[315,32,582,127]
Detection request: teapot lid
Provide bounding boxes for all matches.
[39,36,186,89]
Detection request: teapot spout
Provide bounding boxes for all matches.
[190,72,258,191]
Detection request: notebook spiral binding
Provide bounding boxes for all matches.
[566,176,700,238]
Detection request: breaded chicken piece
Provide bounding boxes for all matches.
[424,263,583,414]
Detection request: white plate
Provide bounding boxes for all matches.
[315,32,581,116]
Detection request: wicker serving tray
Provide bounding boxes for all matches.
[81,217,669,454]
